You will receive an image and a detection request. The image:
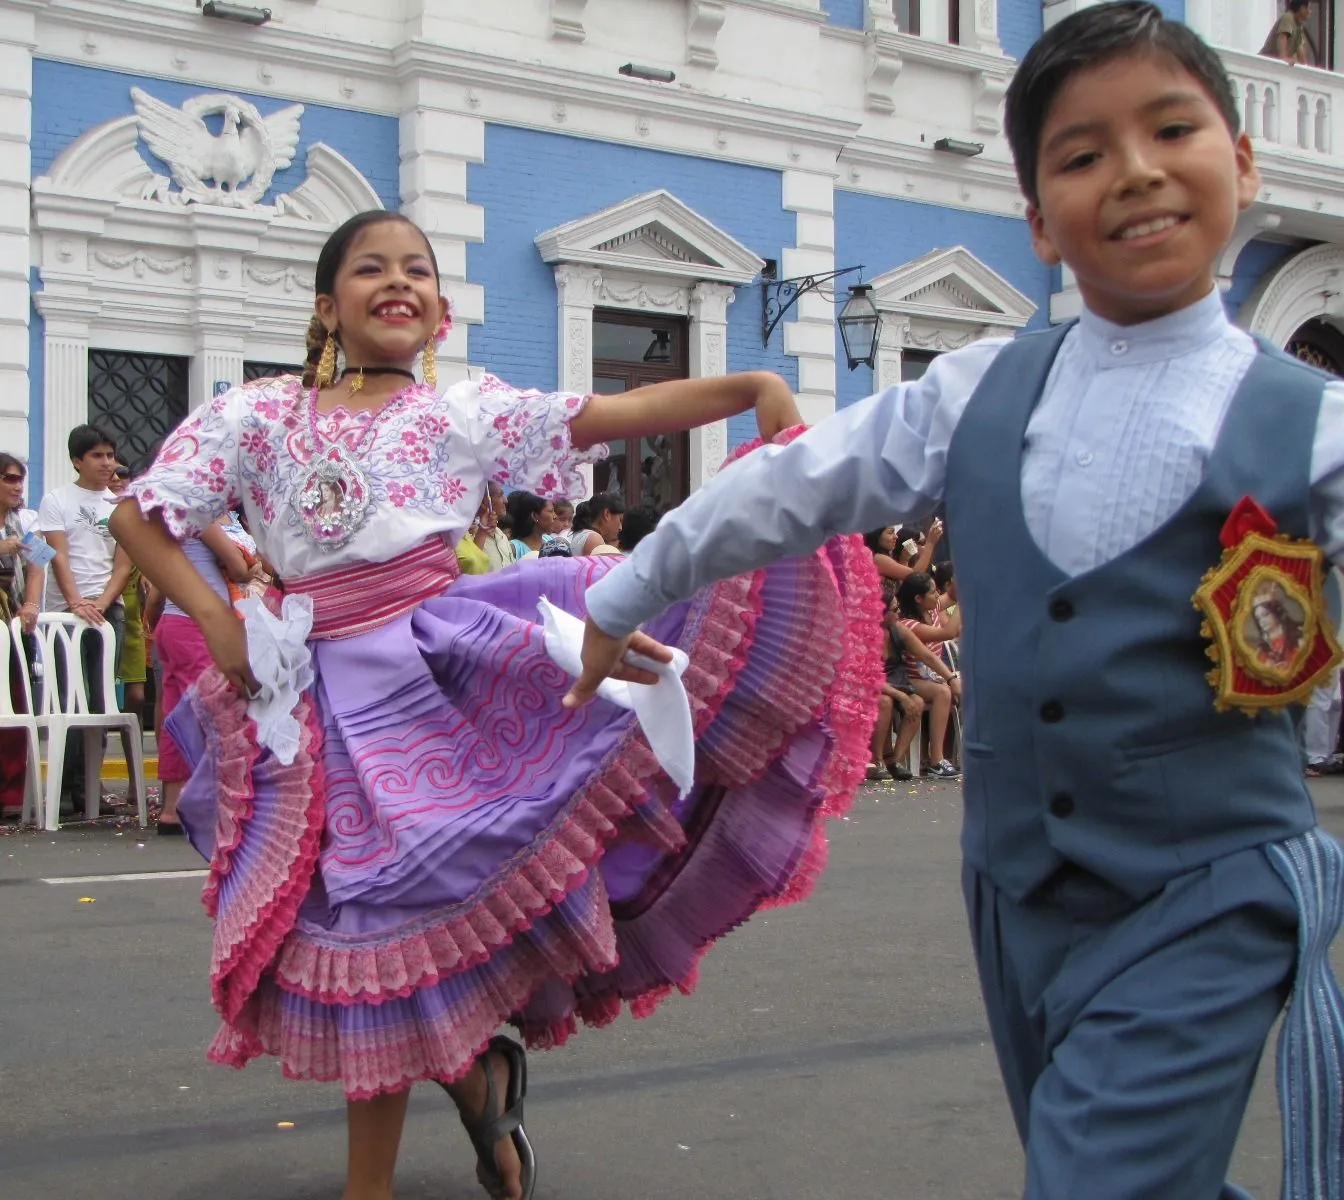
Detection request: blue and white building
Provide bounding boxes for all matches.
[3,0,1343,507]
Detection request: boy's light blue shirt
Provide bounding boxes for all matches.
[585,288,1344,636]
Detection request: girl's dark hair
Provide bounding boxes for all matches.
[301,211,441,388]
[506,491,547,541]
[931,561,955,592]
[0,453,25,479]
[863,527,892,556]
[1004,2,1240,207]
[897,571,936,620]
[618,504,659,552]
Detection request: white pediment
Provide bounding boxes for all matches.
[535,190,764,285]
[869,246,1037,328]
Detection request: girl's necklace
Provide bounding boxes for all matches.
[295,379,422,551]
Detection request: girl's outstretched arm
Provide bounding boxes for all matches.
[109,503,259,697]
[568,371,801,447]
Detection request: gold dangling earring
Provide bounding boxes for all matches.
[422,336,437,390]
[314,333,337,390]
[347,367,365,396]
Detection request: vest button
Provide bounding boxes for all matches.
[1049,793,1075,818]
[1049,598,1074,621]
[1040,699,1065,723]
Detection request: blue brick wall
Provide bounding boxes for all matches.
[999,0,1044,61]
[1155,0,1185,21]
[1222,237,1300,325]
[834,189,1051,407]
[468,125,796,448]
[28,269,45,501]
[824,0,865,29]
[30,60,400,208]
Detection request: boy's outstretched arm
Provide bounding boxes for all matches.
[563,340,999,706]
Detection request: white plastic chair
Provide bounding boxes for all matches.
[0,617,43,826]
[35,613,146,830]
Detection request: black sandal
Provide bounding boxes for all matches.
[442,1035,536,1200]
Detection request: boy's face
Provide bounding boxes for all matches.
[1027,53,1259,326]
[72,443,117,489]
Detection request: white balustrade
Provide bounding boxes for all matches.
[1224,49,1340,156]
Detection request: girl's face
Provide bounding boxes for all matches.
[315,221,447,372]
[538,502,557,534]
[917,585,937,613]
[0,465,24,512]
[108,466,129,496]
[878,526,897,553]
[597,508,623,542]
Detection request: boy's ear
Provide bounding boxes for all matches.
[1234,131,1261,211]
[1027,204,1063,268]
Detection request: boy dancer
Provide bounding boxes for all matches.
[567,5,1344,1197]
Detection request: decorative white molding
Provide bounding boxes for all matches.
[544,194,761,490]
[1216,207,1285,292]
[862,0,903,113]
[781,169,837,423]
[687,0,726,69]
[130,88,304,209]
[870,245,1036,385]
[550,0,588,42]
[30,92,393,490]
[1240,241,1344,346]
[535,190,765,285]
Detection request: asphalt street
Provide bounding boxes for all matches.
[3,776,1343,1200]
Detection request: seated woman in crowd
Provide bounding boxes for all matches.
[865,518,944,605]
[869,608,961,782]
[506,491,557,560]
[569,492,626,556]
[895,572,962,779]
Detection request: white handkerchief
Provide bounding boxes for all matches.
[538,597,694,798]
[236,593,316,766]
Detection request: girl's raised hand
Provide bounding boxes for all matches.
[753,375,803,442]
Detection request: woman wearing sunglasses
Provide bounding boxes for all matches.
[0,454,42,818]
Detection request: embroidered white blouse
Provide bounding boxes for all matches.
[126,374,604,580]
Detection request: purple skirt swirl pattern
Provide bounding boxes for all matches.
[173,511,884,1099]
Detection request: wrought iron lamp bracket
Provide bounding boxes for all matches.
[761,265,864,348]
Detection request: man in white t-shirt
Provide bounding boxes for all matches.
[37,424,133,816]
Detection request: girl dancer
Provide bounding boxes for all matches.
[109,210,881,1200]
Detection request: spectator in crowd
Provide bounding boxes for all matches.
[617,504,660,553]
[1306,565,1344,776]
[507,491,557,560]
[108,462,148,810]
[38,425,134,816]
[150,516,252,834]
[0,454,42,815]
[1261,0,1313,63]
[569,492,625,556]
[896,572,962,779]
[865,517,943,605]
[457,490,494,576]
[869,600,960,782]
[478,481,515,571]
[551,499,575,547]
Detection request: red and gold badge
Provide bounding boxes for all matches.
[1193,496,1342,714]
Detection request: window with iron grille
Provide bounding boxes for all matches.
[244,361,302,383]
[86,351,190,476]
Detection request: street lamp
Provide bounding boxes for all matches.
[837,283,881,370]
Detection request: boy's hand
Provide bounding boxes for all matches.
[70,598,104,626]
[562,618,674,709]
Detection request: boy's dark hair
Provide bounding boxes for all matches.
[618,504,660,552]
[68,424,115,461]
[1288,0,1311,13]
[1004,2,1241,207]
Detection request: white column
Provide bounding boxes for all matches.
[961,0,1003,53]
[187,208,267,411]
[688,280,734,486]
[874,316,909,393]
[1042,0,1101,30]
[553,263,602,498]
[399,78,486,388]
[781,169,838,425]
[37,317,93,492]
[1050,264,1083,323]
[0,10,36,465]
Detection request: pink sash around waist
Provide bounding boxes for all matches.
[286,536,462,640]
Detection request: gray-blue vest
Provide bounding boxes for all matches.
[946,324,1327,902]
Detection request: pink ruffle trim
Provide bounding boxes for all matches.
[193,668,327,1025]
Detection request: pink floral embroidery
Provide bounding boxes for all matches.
[387,481,418,508]
[438,476,467,505]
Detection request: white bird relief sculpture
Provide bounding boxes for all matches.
[130,87,304,208]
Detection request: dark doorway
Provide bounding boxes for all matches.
[590,310,690,510]
[1288,319,1344,377]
